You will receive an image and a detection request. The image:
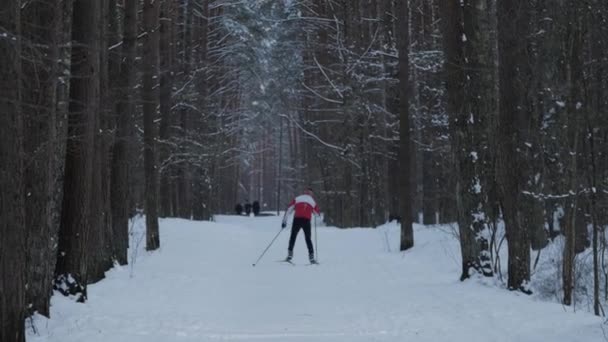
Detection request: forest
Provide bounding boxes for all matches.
[1,1,607,341]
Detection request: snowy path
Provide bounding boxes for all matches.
[29,215,604,342]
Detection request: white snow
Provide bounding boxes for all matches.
[27,215,604,342]
[472,176,483,195]
[470,151,478,162]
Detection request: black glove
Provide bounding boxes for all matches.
[281,223,286,229]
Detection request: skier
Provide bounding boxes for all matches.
[252,201,261,216]
[282,188,320,264]
[244,200,252,216]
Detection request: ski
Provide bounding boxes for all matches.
[275,259,320,266]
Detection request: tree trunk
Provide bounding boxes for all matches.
[0,1,26,340]
[87,0,114,285]
[55,0,102,301]
[159,0,175,218]
[562,2,585,305]
[110,0,138,265]
[442,0,494,280]
[21,0,69,317]
[398,0,414,250]
[588,0,605,316]
[497,0,532,293]
[176,0,194,219]
[143,0,161,251]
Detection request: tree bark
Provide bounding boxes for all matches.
[110,0,138,265]
[398,0,414,250]
[21,0,69,317]
[159,0,175,218]
[87,0,114,285]
[497,0,532,293]
[143,0,161,251]
[442,0,494,280]
[55,0,101,301]
[175,0,194,219]
[562,1,585,305]
[0,1,26,340]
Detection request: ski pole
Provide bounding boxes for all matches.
[314,215,318,261]
[252,227,284,267]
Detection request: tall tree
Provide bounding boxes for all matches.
[0,1,26,340]
[159,0,175,218]
[497,0,532,292]
[55,0,102,301]
[110,0,138,265]
[441,0,494,280]
[21,0,70,316]
[587,0,607,316]
[398,0,414,250]
[87,0,114,284]
[177,0,194,219]
[562,0,586,306]
[143,0,161,250]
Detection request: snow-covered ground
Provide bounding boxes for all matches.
[28,215,605,342]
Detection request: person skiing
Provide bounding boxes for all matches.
[282,188,320,264]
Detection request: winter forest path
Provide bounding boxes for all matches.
[30,215,603,342]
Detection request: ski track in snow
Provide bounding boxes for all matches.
[28,215,604,342]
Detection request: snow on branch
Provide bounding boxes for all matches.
[301,82,343,104]
[313,54,343,99]
[279,113,344,153]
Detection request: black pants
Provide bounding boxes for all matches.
[288,217,314,255]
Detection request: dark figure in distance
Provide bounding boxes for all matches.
[252,201,261,216]
[244,201,252,216]
[282,188,320,264]
[235,203,243,215]
[389,213,401,223]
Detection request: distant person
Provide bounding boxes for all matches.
[252,201,261,216]
[244,201,252,216]
[235,203,243,215]
[282,188,320,264]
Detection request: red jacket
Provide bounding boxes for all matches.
[286,194,320,221]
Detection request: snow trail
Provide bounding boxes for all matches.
[28,215,604,342]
